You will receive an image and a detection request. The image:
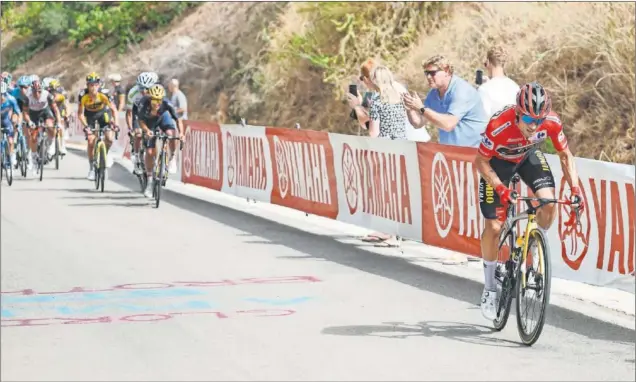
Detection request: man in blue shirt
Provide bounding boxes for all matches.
[404,55,488,148]
[1,81,23,167]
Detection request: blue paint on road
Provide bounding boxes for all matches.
[2,288,208,304]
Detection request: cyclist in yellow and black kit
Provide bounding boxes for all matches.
[78,72,119,181]
[47,79,70,128]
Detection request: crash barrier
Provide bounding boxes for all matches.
[66,106,635,287]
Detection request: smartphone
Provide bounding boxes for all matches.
[349,84,358,96]
[475,69,484,86]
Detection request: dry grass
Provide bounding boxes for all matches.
[4,2,633,164]
[399,2,635,164]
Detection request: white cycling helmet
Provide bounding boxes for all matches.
[136,72,158,88]
[42,77,54,88]
[108,73,122,82]
[0,81,7,94]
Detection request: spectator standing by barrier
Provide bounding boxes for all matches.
[403,55,487,148]
[108,73,126,111]
[403,55,488,263]
[168,78,188,120]
[348,60,418,246]
[348,59,430,142]
[477,45,520,117]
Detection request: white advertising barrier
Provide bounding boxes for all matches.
[329,134,423,241]
[180,121,635,288]
[220,124,273,202]
[546,154,635,286]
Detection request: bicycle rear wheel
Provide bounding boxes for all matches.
[493,231,516,331]
[515,228,551,346]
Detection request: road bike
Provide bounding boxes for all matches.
[150,130,182,208]
[128,130,147,193]
[32,119,49,182]
[87,122,118,193]
[15,122,28,177]
[492,153,581,346]
[52,122,65,170]
[0,127,13,186]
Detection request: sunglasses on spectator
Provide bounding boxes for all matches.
[520,114,545,125]
[424,69,442,77]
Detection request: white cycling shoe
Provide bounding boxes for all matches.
[481,289,498,321]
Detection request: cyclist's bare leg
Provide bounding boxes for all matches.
[87,133,96,163]
[45,118,55,146]
[134,128,142,154]
[481,219,502,263]
[533,187,557,230]
[167,129,177,156]
[104,130,114,151]
[144,146,156,175]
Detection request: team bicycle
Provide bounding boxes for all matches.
[1,70,185,197]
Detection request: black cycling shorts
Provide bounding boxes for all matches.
[28,108,55,125]
[85,108,113,130]
[479,148,555,220]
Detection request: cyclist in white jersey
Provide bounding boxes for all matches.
[22,76,62,171]
[126,72,158,174]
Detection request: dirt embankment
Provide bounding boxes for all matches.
[4,2,634,164]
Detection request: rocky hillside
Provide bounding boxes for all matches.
[2,2,634,164]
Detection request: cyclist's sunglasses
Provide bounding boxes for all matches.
[520,114,545,125]
[150,98,162,105]
[19,85,29,90]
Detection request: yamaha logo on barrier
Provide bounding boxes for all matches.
[431,152,453,238]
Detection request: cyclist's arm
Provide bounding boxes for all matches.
[21,102,32,125]
[475,152,504,190]
[106,96,119,126]
[48,94,62,125]
[78,100,88,128]
[474,131,504,189]
[117,93,125,111]
[556,147,580,190]
[164,101,184,136]
[138,118,151,136]
[10,97,21,125]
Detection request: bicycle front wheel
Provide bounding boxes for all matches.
[54,129,60,170]
[493,230,516,331]
[515,228,551,346]
[19,137,27,177]
[94,142,101,190]
[5,145,13,186]
[99,143,106,192]
[154,151,165,208]
[38,135,45,182]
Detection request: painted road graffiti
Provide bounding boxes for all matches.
[1,309,296,328]
[1,275,320,328]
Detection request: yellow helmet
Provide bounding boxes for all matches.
[86,72,100,84]
[49,79,60,89]
[148,84,165,100]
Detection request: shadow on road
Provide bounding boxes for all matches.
[322,320,523,348]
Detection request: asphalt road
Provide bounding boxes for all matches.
[1,150,634,381]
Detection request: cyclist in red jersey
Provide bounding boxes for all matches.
[474,82,585,321]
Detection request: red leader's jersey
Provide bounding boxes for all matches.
[477,105,568,163]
